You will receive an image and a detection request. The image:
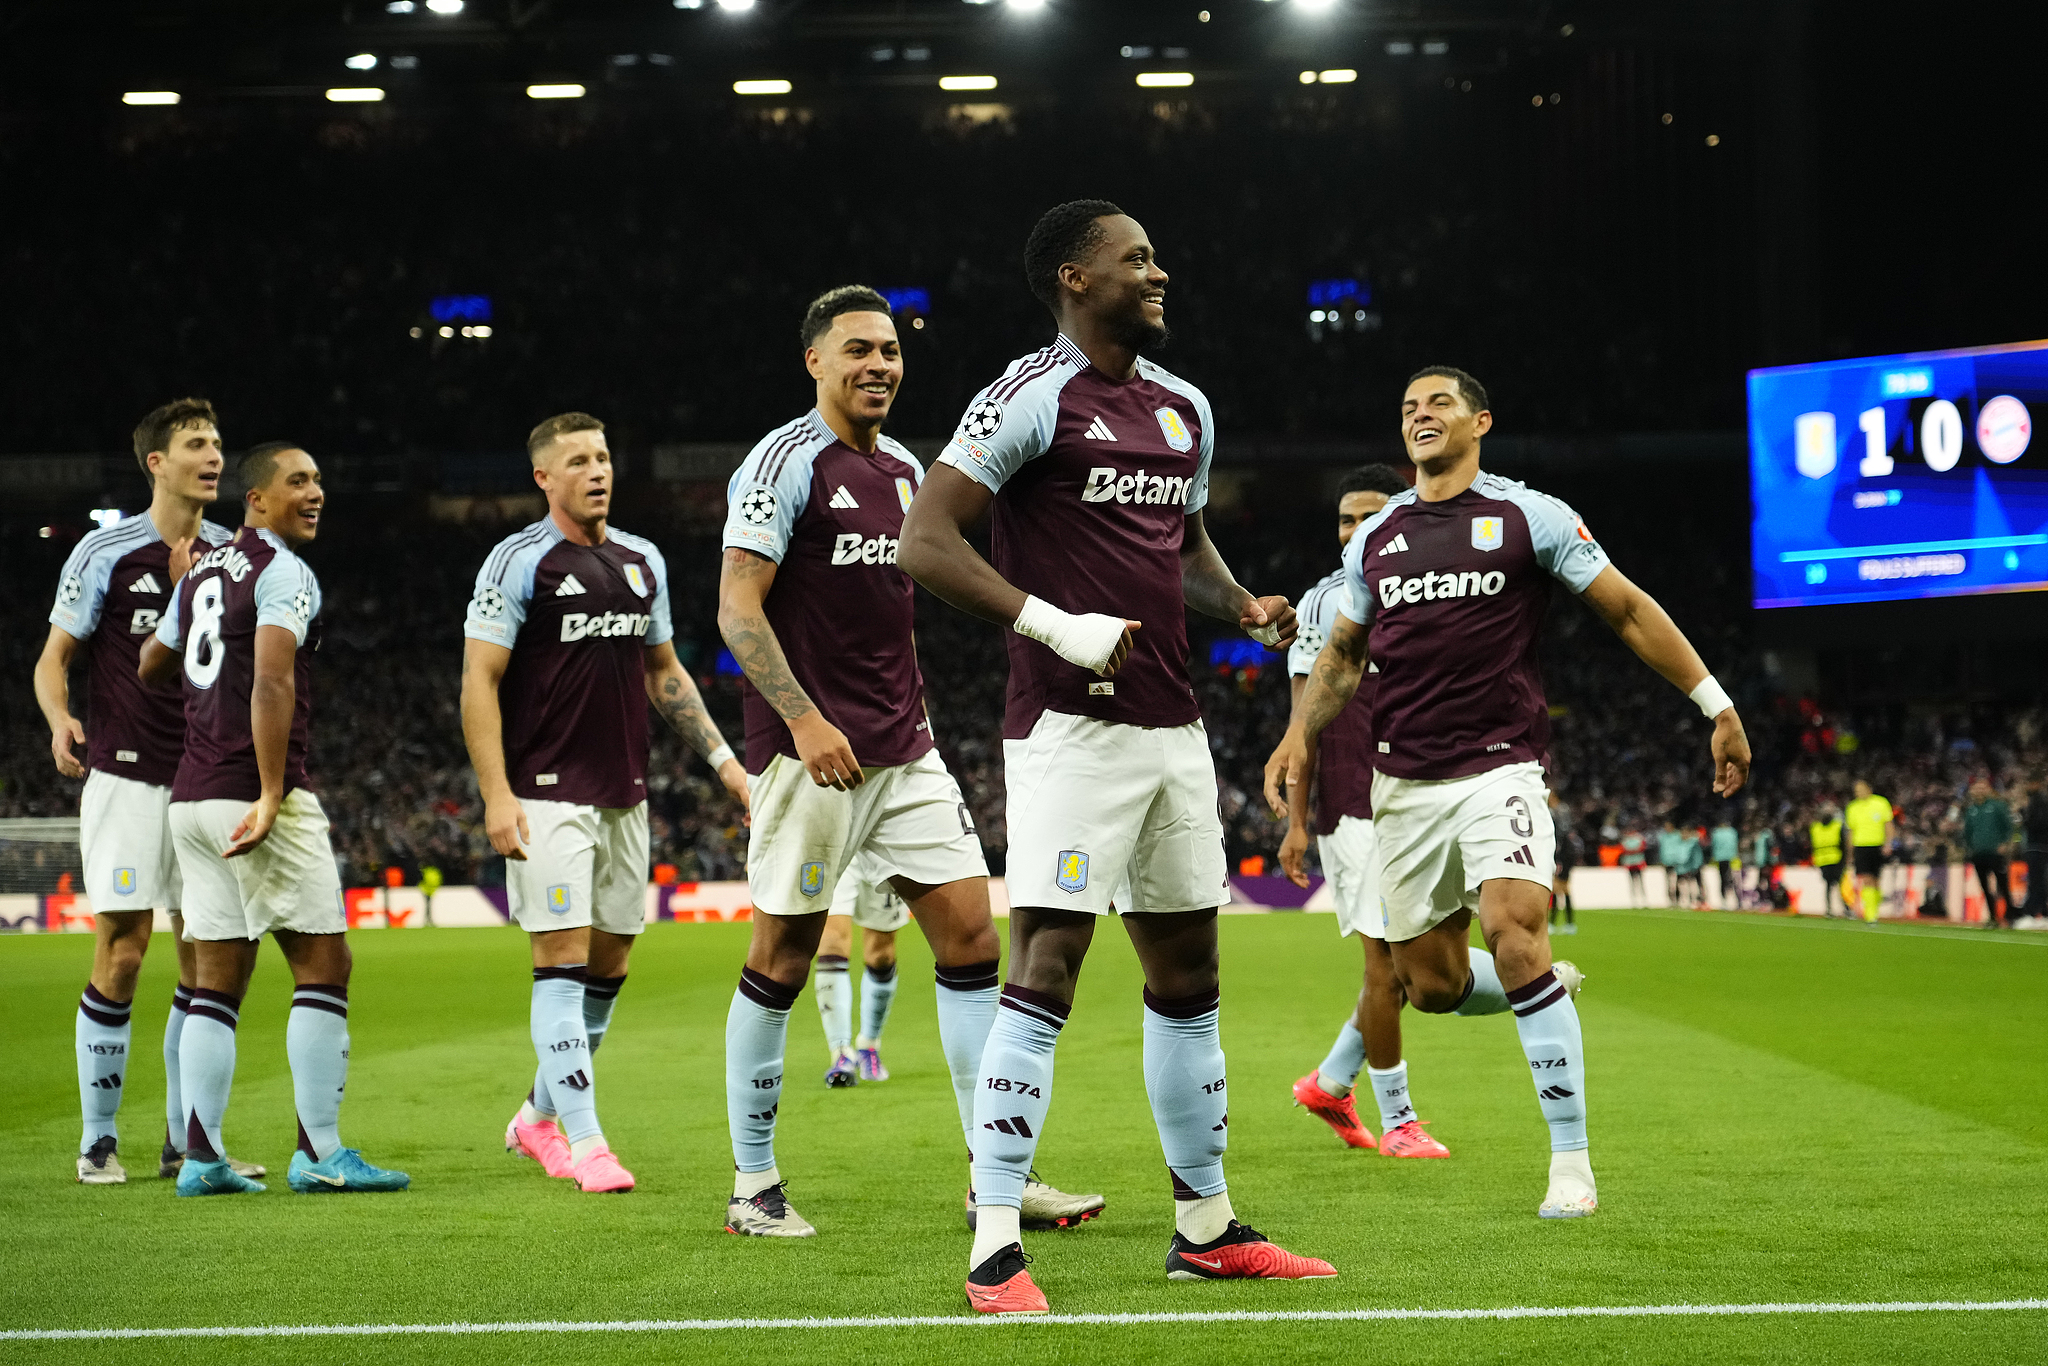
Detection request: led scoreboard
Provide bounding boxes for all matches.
[1749,339,2048,608]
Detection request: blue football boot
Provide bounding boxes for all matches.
[176,1158,267,1197]
[287,1147,411,1194]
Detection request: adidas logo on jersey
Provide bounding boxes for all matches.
[1377,534,1410,557]
[1376,568,1507,609]
[128,572,164,594]
[1081,466,1192,506]
[1083,416,1117,441]
[555,574,587,596]
[559,610,651,643]
[827,485,860,509]
[832,532,899,566]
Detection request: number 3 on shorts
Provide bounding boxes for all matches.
[1505,794,1535,839]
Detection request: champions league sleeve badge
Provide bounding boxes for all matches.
[961,397,1005,441]
[1471,516,1504,552]
[739,485,778,526]
[623,563,649,597]
[473,585,506,619]
[1154,407,1194,453]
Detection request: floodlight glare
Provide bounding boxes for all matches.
[1007,0,1047,11]
[1318,68,1357,83]
[326,87,387,102]
[1295,0,1337,11]
[385,1,415,10]
[733,79,792,95]
[122,91,180,105]
[425,0,464,12]
[715,0,756,10]
[939,75,999,91]
[345,53,379,71]
[1135,72,1194,87]
[527,84,586,99]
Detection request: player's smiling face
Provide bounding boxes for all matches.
[536,430,613,527]
[151,421,224,505]
[249,448,324,547]
[1336,490,1389,548]
[1401,375,1492,468]
[1075,214,1169,351]
[807,311,902,429]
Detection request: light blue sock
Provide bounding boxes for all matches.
[1366,1060,1417,1131]
[970,986,1066,1209]
[859,963,899,1044]
[814,955,852,1053]
[727,967,800,1172]
[180,988,241,1163]
[532,966,599,1144]
[76,984,131,1152]
[1508,968,1588,1151]
[584,974,627,1054]
[935,960,1000,1151]
[1455,947,1511,1016]
[1142,989,1228,1199]
[164,986,192,1153]
[288,983,349,1161]
[1316,1018,1366,1093]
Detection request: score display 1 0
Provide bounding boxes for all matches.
[1794,381,2032,480]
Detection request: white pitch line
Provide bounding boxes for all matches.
[5,1299,2045,1341]
[1589,906,2048,947]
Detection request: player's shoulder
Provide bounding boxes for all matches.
[978,335,1091,409]
[60,516,156,573]
[875,434,926,481]
[1359,489,1420,536]
[197,519,234,546]
[607,526,665,567]
[479,518,563,586]
[1300,563,1349,620]
[731,411,835,494]
[1474,471,1578,524]
[1133,356,1212,411]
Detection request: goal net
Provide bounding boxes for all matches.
[0,818,83,899]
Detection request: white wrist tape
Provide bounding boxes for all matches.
[1689,675,1734,720]
[1013,595,1127,674]
[1245,620,1283,647]
[706,744,735,770]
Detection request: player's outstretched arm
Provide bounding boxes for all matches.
[716,546,863,791]
[1180,510,1297,647]
[224,624,296,858]
[899,463,1138,676]
[33,625,86,778]
[459,637,530,860]
[1579,564,1751,796]
[1264,612,1370,816]
[642,640,750,815]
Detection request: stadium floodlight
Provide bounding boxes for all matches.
[385,0,415,10]
[1007,0,1047,11]
[1298,70,1317,84]
[733,79,792,95]
[939,75,999,91]
[346,53,379,71]
[1295,0,1337,11]
[527,84,586,99]
[326,87,386,102]
[425,0,464,13]
[1135,72,1194,87]
[715,0,756,10]
[1319,68,1357,83]
[673,0,703,7]
[122,91,180,105]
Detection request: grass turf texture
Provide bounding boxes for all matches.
[2,908,2044,1366]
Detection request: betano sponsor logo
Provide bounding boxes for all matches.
[559,610,652,642]
[1377,568,1507,609]
[832,533,900,566]
[1081,466,1192,506]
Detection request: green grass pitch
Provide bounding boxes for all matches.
[2,909,2044,1365]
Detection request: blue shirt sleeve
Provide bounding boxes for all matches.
[48,532,121,639]
[936,371,1065,493]
[641,542,675,648]
[1510,487,1612,593]
[1287,573,1341,677]
[464,532,542,648]
[153,580,186,649]
[254,554,319,646]
[722,424,821,564]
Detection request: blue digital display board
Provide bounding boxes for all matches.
[430,294,492,323]
[1749,340,2048,608]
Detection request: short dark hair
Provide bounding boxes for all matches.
[527,411,605,462]
[1406,365,1490,415]
[1338,463,1408,499]
[1024,199,1125,311]
[239,441,302,494]
[801,285,892,348]
[131,398,219,481]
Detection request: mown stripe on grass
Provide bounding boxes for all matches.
[7,1299,2046,1340]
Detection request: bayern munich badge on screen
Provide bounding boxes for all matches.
[1471,516,1504,552]
[623,563,648,597]
[1154,407,1194,453]
[800,861,824,898]
[1056,850,1089,893]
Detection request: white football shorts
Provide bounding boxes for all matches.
[171,789,345,941]
[80,768,181,913]
[1003,711,1229,916]
[747,747,986,917]
[829,852,913,933]
[1317,814,1385,940]
[507,799,650,936]
[1370,761,1555,943]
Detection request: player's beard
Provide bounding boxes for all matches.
[1117,314,1171,355]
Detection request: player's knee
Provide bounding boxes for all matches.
[1406,977,1465,1014]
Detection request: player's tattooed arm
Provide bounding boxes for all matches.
[1264,613,1369,816]
[1180,511,1297,646]
[717,547,863,790]
[33,625,86,778]
[644,641,752,814]
[1579,564,1751,796]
